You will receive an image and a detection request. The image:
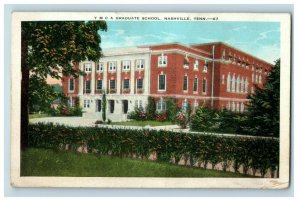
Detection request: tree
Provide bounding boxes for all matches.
[145,96,156,120]
[21,21,107,150]
[102,91,107,122]
[28,74,59,113]
[244,59,280,137]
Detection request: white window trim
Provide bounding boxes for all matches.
[183,75,188,93]
[158,54,167,67]
[109,79,116,90]
[122,60,131,71]
[136,78,144,91]
[202,78,207,95]
[85,80,91,92]
[68,78,75,93]
[84,63,92,73]
[123,79,130,90]
[96,79,103,91]
[158,74,167,92]
[97,62,104,72]
[108,61,117,72]
[203,63,208,73]
[194,60,199,70]
[136,59,145,70]
[193,77,198,93]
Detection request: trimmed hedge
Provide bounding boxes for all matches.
[28,123,279,177]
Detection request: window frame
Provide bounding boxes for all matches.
[122,60,131,71]
[69,78,74,92]
[108,61,117,72]
[158,74,166,91]
[193,77,198,92]
[158,54,167,67]
[202,78,207,94]
[136,59,145,70]
[183,75,188,92]
[96,80,103,91]
[97,62,104,72]
[84,63,92,72]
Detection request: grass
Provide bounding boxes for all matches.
[111,120,175,127]
[21,148,247,177]
[29,113,51,119]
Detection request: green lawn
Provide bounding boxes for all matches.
[21,148,247,177]
[111,120,175,127]
[29,113,51,119]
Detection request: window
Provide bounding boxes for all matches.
[194,60,199,70]
[110,80,116,90]
[227,73,231,92]
[156,99,166,112]
[241,102,245,112]
[122,100,128,114]
[231,102,235,112]
[222,74,225,85]
[236,102,240,112]
[255,74,258,83]
[226,102,231,111]
[241,78,244,93]
[96,99,101,112]
[183,76,188,91]
[136,59,145,69]
[231,74,236,92]
[69,78,74,92]
[259,75,262,83]
[245,78,249,93]
[85,80,91,93]
[158,74,166,91]
[97,63,104,72]
[252,73,254,82]
[183,57,189,68]
[182,99,189,112]
[84,99,90,108]
[122,60,130,70]
[202,78,207,94]
[193,78,198,92]
[84,63,92,72]
[123,79,130,89]
[135,100,143,109]
[108,61,117,71]
[158,54,167,66]
[203,63,208,72]
[109,100,115,113]
[96,80,102,91]
[137,78,143,89]
[194,100,199,108]
[236,75,240,93]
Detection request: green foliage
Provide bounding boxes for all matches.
[28,74,59,113]
[190,106,216,132]
[28,123,279,177]
[127,106,147,121]
[102,92,107,122]
[165,97,178,122]
[155,112,167,122]
[145,96,156,120]
[244,59,280,137]
[175,111,188,129]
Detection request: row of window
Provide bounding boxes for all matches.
[83,79,144,93]
[158,54,208,72]
[84,59,145,73]
[226,101,246,113]
[226,74,249,94]
[252,73,262,84]
[183,75,207,94]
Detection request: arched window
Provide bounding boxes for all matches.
[226,102,231,111]
[245,78,249,93]
[227,73,231,92]
[241,77,244,93]
[236,75,240,93]
[241,102,244,112]
[231,74,236,92]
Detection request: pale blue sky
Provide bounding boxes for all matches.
[99,21,280,64]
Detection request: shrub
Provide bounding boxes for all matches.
[146,96,156,120]
[175,111,188,129]
[190,106,215,132]
[107,119,112,124]
[166,97,178,122]
[155,112,167,122]
[28,123,280,177]
[127,106,146,121]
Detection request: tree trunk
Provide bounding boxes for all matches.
[21,30,29,151]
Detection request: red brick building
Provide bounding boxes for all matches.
[62,42,272,121]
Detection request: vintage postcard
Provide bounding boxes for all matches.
[10,12,291,188]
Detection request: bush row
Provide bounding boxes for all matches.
[28,123,279,177]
